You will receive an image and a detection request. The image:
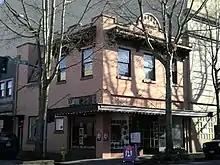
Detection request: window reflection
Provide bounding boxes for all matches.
[144,54,155,81]
[82,48,93,77]
[118,48,131,77]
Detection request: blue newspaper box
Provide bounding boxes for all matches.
[123,146,135,163]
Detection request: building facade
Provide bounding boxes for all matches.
[0,57,18,133]
[15,14,209,159]
[187,13,219,152]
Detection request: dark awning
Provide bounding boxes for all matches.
[48,104,208,117]
[48,104,98,116]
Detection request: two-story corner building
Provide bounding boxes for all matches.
[15,14,209,159]
[0,57,19,133]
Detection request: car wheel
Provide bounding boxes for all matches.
[205,154,213,160]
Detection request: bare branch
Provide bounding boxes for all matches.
[48,0,94,84]
[175,0,208,42]
[0,19,34,38]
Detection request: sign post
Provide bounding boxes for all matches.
[130,132,141,162]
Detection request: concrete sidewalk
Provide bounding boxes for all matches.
[55,155,155,165]
[55,153,205,165]
[189,152,205,160]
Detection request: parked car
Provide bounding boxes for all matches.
[0,132,19,159]
[203,139,220,159]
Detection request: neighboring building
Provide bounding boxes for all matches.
[188,14,218,152]
[186,1,220,152]
[0,58,18,133]
[15,14,208,159]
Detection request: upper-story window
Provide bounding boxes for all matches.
[6,80,12,97]
[82,48,93,77]
[0,79,13,98]
[57,55,67,82]
[172,59,177,84]
[144,54,155,81]
[118,48,131,77]
[0,82,4,97]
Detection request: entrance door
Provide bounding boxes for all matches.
[3,117,13,132]
[69,115,96,159]
[142,116,165,154]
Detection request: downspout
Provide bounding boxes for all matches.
[13,55,20,134]
[182,27,192,152]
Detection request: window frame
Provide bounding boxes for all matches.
[57,55,67,82]
[117,48,131,77]
[5,80,12,97]
[0,81,5,98]
[27,116,37,142]
[172,59,178,84]
[0,78,13,98]
[81,47,93,77]
[143,53,156,81]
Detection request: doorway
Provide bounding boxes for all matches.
[68,115,96,159]
[130,115,166,154]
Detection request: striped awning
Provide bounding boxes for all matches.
[97,104,208,117]
[48,104,209,117]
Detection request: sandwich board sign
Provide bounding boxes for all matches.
[123,146,135,163]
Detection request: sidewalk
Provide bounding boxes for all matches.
[189,152,205,160]
[55,153,205,165]
[55,155,155,165]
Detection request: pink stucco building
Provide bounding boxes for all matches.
[14,14,209,159]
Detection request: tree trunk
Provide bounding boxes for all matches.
[34,40,49,158]
[165,57,174,152]
[35,81,49,158]
[216,90,220,138]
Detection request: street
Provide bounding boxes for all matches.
[0,159,220,165]
[0,160,21,165]
[164,159,220,165]
[54,158,220,165]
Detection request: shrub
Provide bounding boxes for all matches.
[152,147,189,162]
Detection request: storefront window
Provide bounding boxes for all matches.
[55,116,64,132]
[110,119,129,150]
[28,116,37,141]
[71,117,95,148]
[111,125,121,142]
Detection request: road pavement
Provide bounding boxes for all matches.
[0,160,21,165]
[1,159,220,165]
[164,159,220,165]
[55,158,220,165]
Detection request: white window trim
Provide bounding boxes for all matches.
[0,78,13,98]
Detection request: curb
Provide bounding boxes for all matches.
[54,155,154,164]
[55,158,122,165]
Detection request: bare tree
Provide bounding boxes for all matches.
[107,0,208,153]
[0,0,105,158]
